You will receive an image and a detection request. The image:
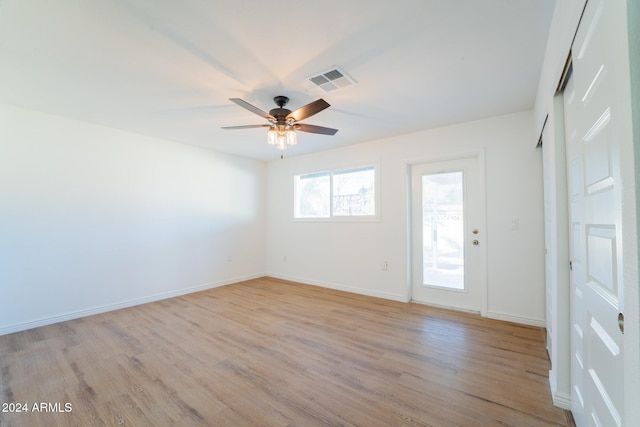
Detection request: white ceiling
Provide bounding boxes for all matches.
[0,0,555,160]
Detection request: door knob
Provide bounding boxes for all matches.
[618,312,624,334]
[472,240,479,246]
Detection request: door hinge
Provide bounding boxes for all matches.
[569,260,573,271]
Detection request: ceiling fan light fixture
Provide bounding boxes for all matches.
[286,129,297,146]
[276,133,287,150]
[267,127,278,145]
[271,127,296,150]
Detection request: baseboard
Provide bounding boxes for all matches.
[266,273,408,302]
[0,273,264,336]
[548,369,572,410]
[552,390,572,410]
[487,311,546,327]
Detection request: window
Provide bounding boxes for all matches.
[294,166,377,219]
[294,171,330,218]
[332,167,375,216]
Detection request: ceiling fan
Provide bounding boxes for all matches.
[221,96,338,151]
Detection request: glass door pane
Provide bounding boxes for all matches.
[422,171,465,290]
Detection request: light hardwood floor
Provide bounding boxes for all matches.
[1,277,572,426]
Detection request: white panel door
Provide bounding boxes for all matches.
[564,0,635,425]
[411,156,486,313]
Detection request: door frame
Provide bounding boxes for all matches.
[540,94,572,410]
[406,150,488,317]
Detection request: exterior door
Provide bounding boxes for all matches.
[411,155,486,313]
[563,0,636,425]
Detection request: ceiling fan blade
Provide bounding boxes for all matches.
[287,99,330,122]
[229,98,274,120]
[221,124,270,130]
[295,123,338,135]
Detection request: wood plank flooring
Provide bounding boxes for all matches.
[1,277,572,426]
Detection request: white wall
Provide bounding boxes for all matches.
[266,110,546,325]
[0,104,266,335]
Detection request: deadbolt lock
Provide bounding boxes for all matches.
[472,240,479,246]
[472,229,479,234]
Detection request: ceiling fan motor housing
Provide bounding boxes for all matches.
[270,96,292,122]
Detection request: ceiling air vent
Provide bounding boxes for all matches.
[307,66,356,92]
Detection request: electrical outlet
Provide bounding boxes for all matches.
[382,261,388,271]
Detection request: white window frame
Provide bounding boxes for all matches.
[293,163,380,222]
